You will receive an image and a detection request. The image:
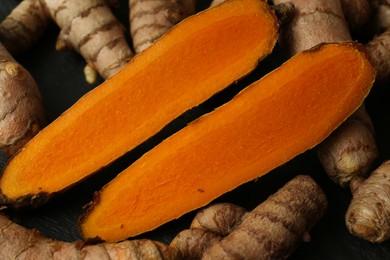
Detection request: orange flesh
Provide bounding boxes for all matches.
[80,42,375,242]
[0,0,278,199]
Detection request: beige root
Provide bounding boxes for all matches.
[0,42,46,156]
[345,160,390,243]
[42,0,134,83]
[190,202,247,236]
[170,228,222,260]
[272,0,378,188]
[129,0,196,54]
[201,175,327,260]
[170,203,246,259]
[1,0,134,84]
[0,0,50,54]
[0,213,178,259]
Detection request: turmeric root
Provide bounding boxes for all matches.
[170,228,222,260]
[42,0,134,83]
[190,203,247,236]
[170,203,246,259]
[201,175,327,260]
[339,0,372,31]
[129,0,196,53]
[0,42,46,156]
[365,20,390,83]
[345,160,390,243]
[0,0,280,209]
[316,105,378,187]
[0,214,178,259]
[370,0,390,32]
[0,0,50,54]
[79,42,375,242]
[273,0,379,188]
[1,0,132,84]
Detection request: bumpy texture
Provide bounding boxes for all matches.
[346,160,390,243]
[170,228,222,259]
[0,43,46,156]
[201,175,328,260]
[129,0,196,53]
[0,0,50,54]
[190,203,247,236]
[42,0,134,81]
[170,203,246,258]
[0,214,179,259]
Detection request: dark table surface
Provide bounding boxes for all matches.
[1,0,390,259]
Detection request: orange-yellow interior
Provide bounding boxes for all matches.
[0,0,278,202]
[80,42,375,242]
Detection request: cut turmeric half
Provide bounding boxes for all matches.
[80,42,375,243]
[0,0,279,208]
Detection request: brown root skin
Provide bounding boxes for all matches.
[0,43,46,157]
[346,160,390,243]
[0,0,50,54]
[170,203,246,259]
[371,0,390,32]
[170,228,222,260]
[0,214,179,259]
[130,0,196,54]
[273,0,378,188]
[317,105,379,187]
[41,0,134,82]
[339,0,372,31]
[365,29,390,83]
[190,203,247,236]
[201,175,328,260]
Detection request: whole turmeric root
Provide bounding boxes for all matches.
[345,160,390,243]
[170,203,247,259]
[201,175,327,259]
[129,0,196,54]
[0,42,46,156]
[0,0,50,54]
[172,176,327,259]
[316,105,378,187]
[1,0,134,84]
[190,202,247,236]
[42,0,134,83]
[170,228,222,260]
[0,213,179,259]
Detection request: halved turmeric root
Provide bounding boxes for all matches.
[0,0,279,208]
[79,42,376,242]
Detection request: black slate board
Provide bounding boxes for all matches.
[1,1,390,259]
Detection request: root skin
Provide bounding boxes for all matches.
[0,0,50,54]
[0,43,46,156]
[41,0,134,80]
[190,203,247,236]
[339,0,372,30]
[170,228,221,260]
[129,0,196,54]
[273,0,378,188]
[346,160,390,243]
[0,214,179,259]
[201,175,328,260]
[317,105,378,187]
